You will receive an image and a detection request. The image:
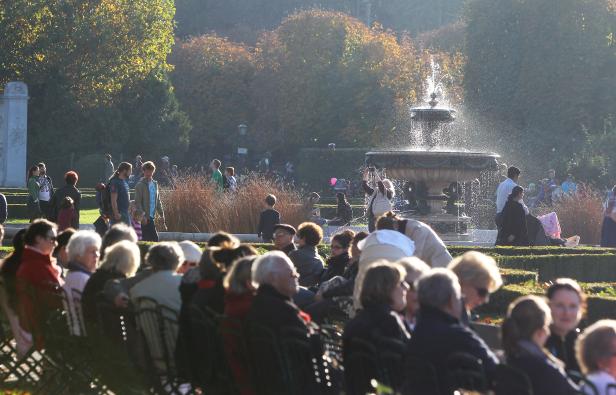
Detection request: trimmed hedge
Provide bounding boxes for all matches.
[496,254,616,282]
[449,245,616,257]
[477,283,616,323]
[499,268,538,286]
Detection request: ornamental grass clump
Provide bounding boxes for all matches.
[536,185,604,245]
[161,173,308,233]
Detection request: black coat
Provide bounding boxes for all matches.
[507,344,578,395]
[257,208,280,241]
[545,328,581,373]
[320,252,351,283]
[81,268,125,325]
[343,304,410,394]
[407,305,499,395]
[246,284,308,335]
[497,199,529,246]
[50,184,81,227]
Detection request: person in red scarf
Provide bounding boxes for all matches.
[16,219,63,349]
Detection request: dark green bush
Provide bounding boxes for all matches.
[449,245,615,257]
[496,254,616,282]
[499,268,538,286]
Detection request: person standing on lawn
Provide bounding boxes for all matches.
[27,166,42,222]
[102,153,114,183]
[135,161,166,242]
[211,159,224,191]
[110,162,132,226]
[37,163,55,220]
[50,171,81,229]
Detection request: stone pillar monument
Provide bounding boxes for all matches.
[0,82,28,187]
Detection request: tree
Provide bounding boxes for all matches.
[170,35,256,161]
[0,0,177,165]
[464,0,616,162]
[251,10,428,153]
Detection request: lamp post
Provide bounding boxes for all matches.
[237,123,248,171]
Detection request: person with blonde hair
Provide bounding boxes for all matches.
[81,240,141,325]
[448,251,503,324]
[502,295,578,394]
[576,319,616,395]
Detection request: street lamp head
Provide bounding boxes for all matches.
[238,123,248,136]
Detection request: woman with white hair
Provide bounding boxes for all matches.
[64,230,102,334]
[396,257,430,329]
[362,167,395,232]
[81,240,141,325]
[176,240,202,274]
[64,230,102,295]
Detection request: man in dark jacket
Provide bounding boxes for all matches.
[246,251,313,394]
[50,171,81,228]
[273,224,296,255]
[257,194,280,242]
[407,268,499,395]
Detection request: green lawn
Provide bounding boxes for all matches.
[6,208,100,225]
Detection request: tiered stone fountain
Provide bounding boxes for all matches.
[365,92,500,241]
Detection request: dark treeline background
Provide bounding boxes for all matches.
[1,0,616,186]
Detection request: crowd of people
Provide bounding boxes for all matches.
[0,208,614,394]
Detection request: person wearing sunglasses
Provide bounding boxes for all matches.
[15,219,62,348]
[396,257,430,330]
[320,230,354,283]
[447,251,503,326]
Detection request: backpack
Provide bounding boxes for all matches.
[371,190,392,217]
[100,180,114,217]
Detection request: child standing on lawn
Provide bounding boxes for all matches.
[257,194,280,243]
[129,201,145,241]
[57,197,76,231]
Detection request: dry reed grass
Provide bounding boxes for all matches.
[161,173,308,233]
[536,185,604,245]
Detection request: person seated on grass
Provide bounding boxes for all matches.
[447,251,503,325]
[395,257,430,330]
[502,295,578,395]
[288,222,324,288]
[273,224,297,256]
[320,230,354,283]
[327,192,353,226]
[407,268,498,395]
[81,240,140,327]
[576,319,616,395]
[343,261,411,394]
[546,278,586,374]
[257,194,280,243]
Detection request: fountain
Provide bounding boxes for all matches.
[365,64,500,241]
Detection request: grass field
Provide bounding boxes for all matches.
[6,208,100,225]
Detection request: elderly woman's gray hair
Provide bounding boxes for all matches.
[179,240,202,263]
[146,242,184,271]
[396,257,430,288]
[224,256,257,294]
[252,251,291,286]
[417,268,461,310]
[67,230,102,262]
[99,240,141,277]
[576,319,616,374]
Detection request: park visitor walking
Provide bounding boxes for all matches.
[36,163,54,219]
[210,159,224,190]
[109,162,132,226]
[50,171,81,229]
[135,161,166,242]
[27,166,42,222]
[600,185,616,247]
[102,153,114,182]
